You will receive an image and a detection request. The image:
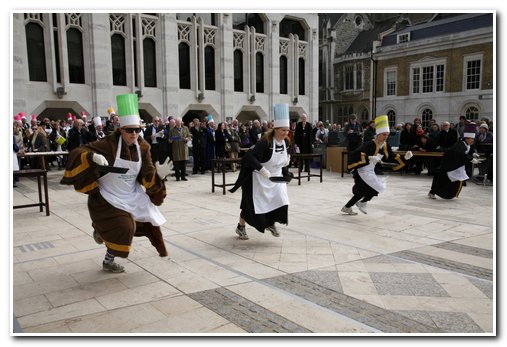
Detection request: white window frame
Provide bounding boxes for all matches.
[397,32,410,44]
[384,67,397,97]
[410,58,446,95]
[463,53,483,91]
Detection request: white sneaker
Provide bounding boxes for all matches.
[266,225,280,237]
[102,261,125,273]
[427,193,436,199]
[235,225,249,240]
[355,201,367,214]
[341,206,358,215]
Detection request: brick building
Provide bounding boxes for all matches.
[319,13,494,128]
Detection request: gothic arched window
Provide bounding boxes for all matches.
[67,28,85,84]
[111,34,126,86]
[179,42,190,89]
[25,22,47,82]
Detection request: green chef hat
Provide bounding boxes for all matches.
[116,93,140,127]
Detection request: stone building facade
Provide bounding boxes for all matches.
[13,12,319,124]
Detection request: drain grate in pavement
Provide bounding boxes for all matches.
[189,287,311,333]
[15,241,55,253]
[264,273,441,333]
[390,250,492,281]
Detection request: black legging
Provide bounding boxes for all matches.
[345,172,377,208]
[345,193,375,208]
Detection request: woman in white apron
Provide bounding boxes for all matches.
[229,104,291,240]
[341,115,412,215]
[61,94,173,273]
[428,124,480,199]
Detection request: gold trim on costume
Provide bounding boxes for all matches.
[142,171,157,189]
[348,152,367,169]
[392,155,405,171]
[104,241,131,253]
[63,152,91,178]
[77,181,98,193]
[455,180,463,197]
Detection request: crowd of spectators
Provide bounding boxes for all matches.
[12,110,494,182]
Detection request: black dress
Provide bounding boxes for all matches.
[230,138,290,233]
[430,141,472,199]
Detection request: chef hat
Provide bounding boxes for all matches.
[116,93,140,127]
[375,115,390,135]
[463,123,477,138]
[207,114,214,124]
[31,114,38,122]
[93,116,103,127]
[81,111,87,119]
[107,107,116,116]
[66,113,73,121]
[14,115,22,123]
[19,112,26,119]
[273,104,290,128]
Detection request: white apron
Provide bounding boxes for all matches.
[252,139,290,214]
[357,153,386,193]
[98,137,166,226]
[447,166,469,182]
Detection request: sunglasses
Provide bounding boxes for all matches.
[123,127,142,134]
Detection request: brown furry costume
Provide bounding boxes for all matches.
[61,130,168,257]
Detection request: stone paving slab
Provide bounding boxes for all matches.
[11,168,495,335]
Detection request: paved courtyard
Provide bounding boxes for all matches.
[11,166,494,335]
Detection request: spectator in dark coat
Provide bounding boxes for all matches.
[66,119,88,152]
[294,113,313,172]
[144,117,165,164]
[438,121,458,150]
[475,123,493,177]
[205,119,216,170]
[399,122,417,150]
[190,118,207,174]
[249,120,263,145]
[344,114,362,152]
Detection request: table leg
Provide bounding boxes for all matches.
[37,175,43,212]
[43,171,49,216]
[222,163,226,195]
[211,161,215,193]
[297,158,302,186]
[307,159,310,182]
[319,155,323,182]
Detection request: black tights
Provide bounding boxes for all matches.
[345,194,374,208]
